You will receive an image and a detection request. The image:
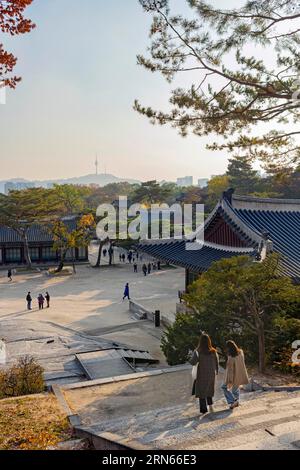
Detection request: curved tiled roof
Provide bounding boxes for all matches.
[234,208,300,279]
[0,218,78,244]
[139,240,256,273]
[139,193,300,280]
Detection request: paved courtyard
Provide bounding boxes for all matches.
[0,250,184,361]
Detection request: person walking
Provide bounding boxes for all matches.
[123,283,130,301]
[142,264,147,276]
[38,294,45,310]
[45,292,50,308]
[119,253,122,263]
[122,253,126,263]
[7,269,12,282]
[190,333,219,415]
[147,263,151,275]
[133,263,138,273]
[221,340,249,410]
[26,292,32,310]
[157,261,161,270]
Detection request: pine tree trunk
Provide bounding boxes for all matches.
[108,244,114,266]
[72,252,76,274]
[94,243,103,268]
[56,250,67,273]
[22,233,32,269]
[258,326,266,373]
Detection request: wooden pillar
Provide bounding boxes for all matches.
[185,269,190,291]
[20,246,25,264]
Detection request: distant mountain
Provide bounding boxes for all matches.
[0,174,140,193]
[48,173,140,186]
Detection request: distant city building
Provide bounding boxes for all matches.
[197,178,209,188]
[4,182,15,195]
[4,181,36,195]
[176,176,193,187]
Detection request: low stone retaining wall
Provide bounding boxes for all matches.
[129,301,149,320]
[75,428,150,451]
[176,302,194,315]
[129,300,172,328]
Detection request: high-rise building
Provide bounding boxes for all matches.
[176,176,193,187]
[197,178,209,188]
[4,181,35,194]
[4,182,15,195]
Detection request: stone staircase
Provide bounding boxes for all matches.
[77,390,300,450]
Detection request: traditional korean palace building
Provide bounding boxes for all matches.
[0,217,88,266]
[139,190,300,288]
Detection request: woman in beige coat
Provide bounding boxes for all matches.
[222,340,249,409]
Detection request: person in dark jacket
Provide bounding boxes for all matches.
[38,294,45,310]
[133,263,138,273]
[190,333,219,415]
[26,292,32,310]
[147,263,151,275]
[45,292,50,308]
[142,264,147,276]
[123,283,130,301]
[8,269,12,282]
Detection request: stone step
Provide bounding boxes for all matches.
[158,398,300,450]
[87,391,300,437]
[163,413,300,450]
[143,406,300,447]
[82,391,300,450]
[193,418,300,450]
[177,418,300,451]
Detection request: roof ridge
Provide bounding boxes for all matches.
[202,240,255,253]
[233,194,300,205]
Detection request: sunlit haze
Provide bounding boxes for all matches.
[0,0,245,182]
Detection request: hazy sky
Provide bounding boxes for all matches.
[0,0,243,182]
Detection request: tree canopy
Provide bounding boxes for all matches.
[52,214,95,272]
[136,0,300,172]
[131,180,175,206]
[0,0,35,88]
[161,254,300,372]
[0,188,59,267]
[227,155,260,195]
